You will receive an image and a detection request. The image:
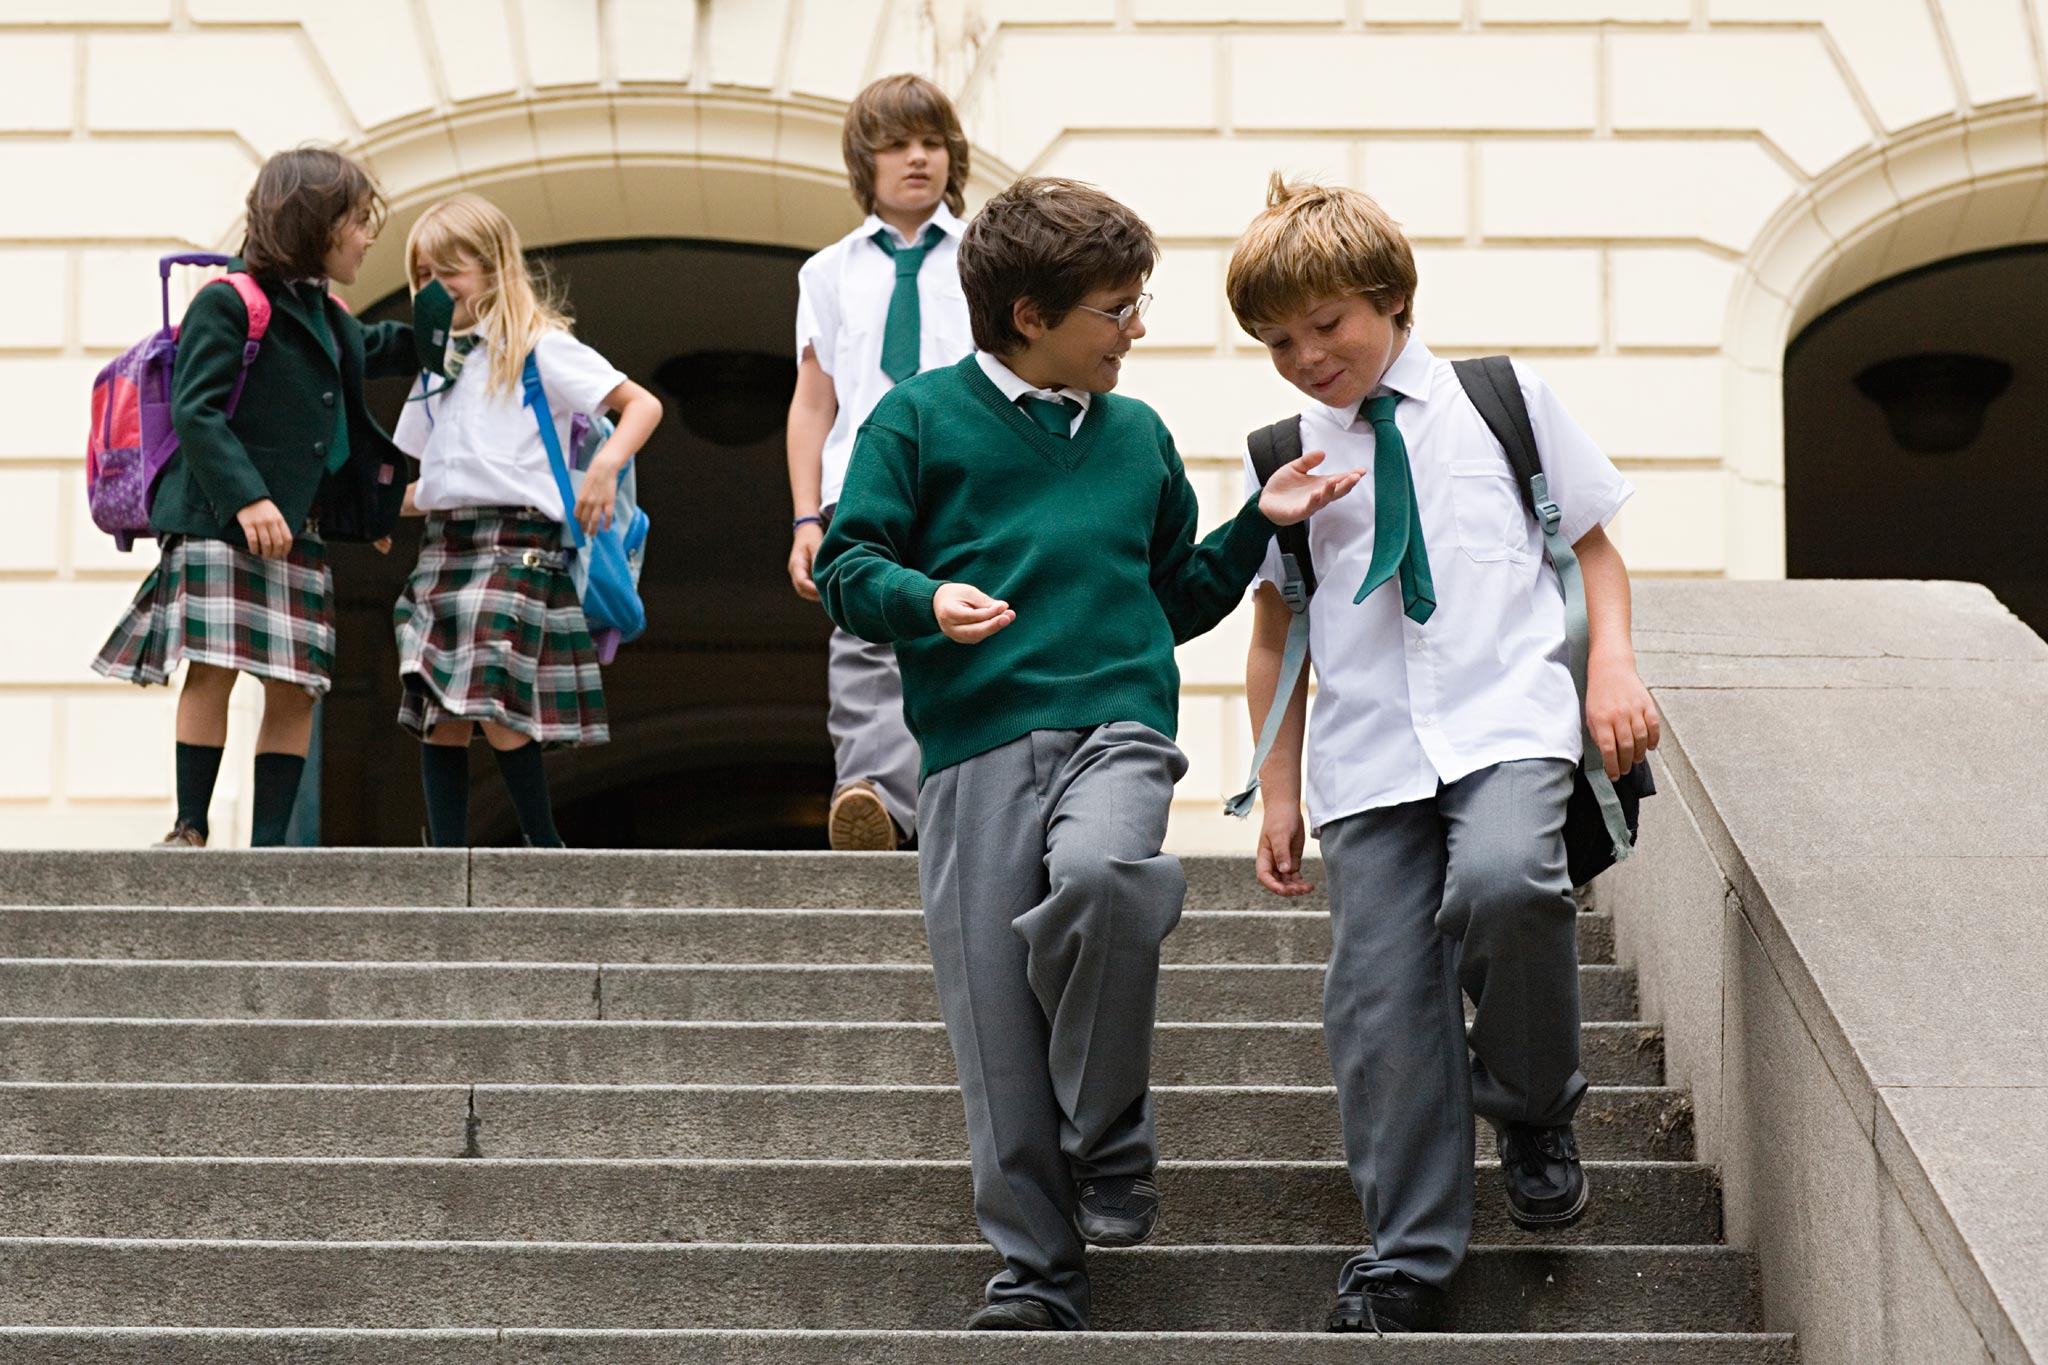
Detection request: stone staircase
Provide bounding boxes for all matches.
[0,851,1797,1362]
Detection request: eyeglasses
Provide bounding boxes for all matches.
[1073,292,1153,333]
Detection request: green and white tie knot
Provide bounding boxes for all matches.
[871,223,944,385]
[1352,391,1436,623]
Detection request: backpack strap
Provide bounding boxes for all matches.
[1226,416,1314,819]
[522,351,586,548]
[1450,355,1634,866]
[210,272,272,419]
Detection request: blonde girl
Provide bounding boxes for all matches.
[391,194,662,847]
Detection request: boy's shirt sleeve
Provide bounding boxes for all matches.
[168,283,271,515]
[815,415,947,644]
[795,252,840,377]
[1514,361,1633,545]
[1149,426,1279,644]
[536,331,629,417]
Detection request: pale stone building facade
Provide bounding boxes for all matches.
[1,0,2039,848]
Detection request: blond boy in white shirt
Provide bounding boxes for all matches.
[785,75,975,849]
[1229,178,1661,1334]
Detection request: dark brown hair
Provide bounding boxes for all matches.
[239,146,387,282]
[842,74,969,216]
[958,177,1157,357]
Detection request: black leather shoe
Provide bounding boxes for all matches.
[1075,1172,1161,1247]
[1497,1120,1590,1229]
[966,1298,1059,1330]
[1327,1275,1445,1333]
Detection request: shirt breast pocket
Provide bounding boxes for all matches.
[1447,461,1529,563]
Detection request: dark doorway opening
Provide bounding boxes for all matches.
[1785,244,2048,639]
[319,238,835,848]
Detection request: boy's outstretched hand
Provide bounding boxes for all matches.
[1258,450,1364,527]
[1585,656,1661,780]
[934,582,1015,644]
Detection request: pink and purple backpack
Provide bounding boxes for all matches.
[86,253,272,551]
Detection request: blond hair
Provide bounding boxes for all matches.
[1226,174,1417,334]
[842,74,970,216]
[404,194,570,395]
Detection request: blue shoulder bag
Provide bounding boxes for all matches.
[522,352,650,657]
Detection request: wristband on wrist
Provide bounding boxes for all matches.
[792,514,823,531]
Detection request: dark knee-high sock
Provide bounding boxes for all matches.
[492,741,564,848]
[173,742,225,837]
[249,752,306,847]
[420,743,470,848]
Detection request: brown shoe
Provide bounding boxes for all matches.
[827,782,898,852]
[152,820,207,849]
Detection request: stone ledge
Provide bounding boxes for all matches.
[1615,578,2048,1364]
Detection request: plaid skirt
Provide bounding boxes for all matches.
[394,509,608,747]
[92,533,335,697]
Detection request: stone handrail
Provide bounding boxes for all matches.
[1601,579,2048,1365]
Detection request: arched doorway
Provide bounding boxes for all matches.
[306,92,1015,847]
[1784,245,2048,637]
[1727,106,2048,584]
[322,239,827,849]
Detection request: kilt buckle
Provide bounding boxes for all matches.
[521,549,542,568]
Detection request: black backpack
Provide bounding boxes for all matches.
[1234,355,1651,887]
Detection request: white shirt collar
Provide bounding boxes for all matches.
[1314,331,1435,426]
[974,350,1093,413]
[861,201,966,249]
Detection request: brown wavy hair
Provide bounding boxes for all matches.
[239,146,387,282]
[842,74,969,216]
[958,177,1157,357]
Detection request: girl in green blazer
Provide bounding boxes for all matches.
[95,147,414,847]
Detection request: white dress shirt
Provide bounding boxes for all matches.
[1244,336,1633,834]
[973,350,1092,435]
[394,330,628,522]
[796,204,974,509]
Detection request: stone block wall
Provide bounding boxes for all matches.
[2,0,2043,847]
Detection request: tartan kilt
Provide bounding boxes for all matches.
[92,534,335,696]
[394,509,608,747]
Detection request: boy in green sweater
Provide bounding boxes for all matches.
[817,177,1360,1332]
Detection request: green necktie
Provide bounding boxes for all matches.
[1352,392,1435,622]
[871,224,943,385]
[1017,393,1080,438]
[297,282,350,475]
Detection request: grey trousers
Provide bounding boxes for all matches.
[917,722,1190,1328]
[826,624,920,836]
[1320,757,1587,1293]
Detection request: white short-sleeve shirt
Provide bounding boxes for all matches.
[395,329,628,522]
[1244,336,1634,833]
[796,204,974,508]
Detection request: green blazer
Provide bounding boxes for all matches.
[153,261,414,547]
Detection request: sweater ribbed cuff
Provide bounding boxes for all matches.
[882,570,945,639]
[1229,491,1282,561]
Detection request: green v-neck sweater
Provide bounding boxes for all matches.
[817,354,1278,779]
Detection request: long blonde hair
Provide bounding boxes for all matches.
[405,193,570,395]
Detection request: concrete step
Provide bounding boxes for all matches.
[0,907,1617,967]
[0,1020,1667,1088]
[0,1328,1803,1363]
[0,1240,1763,1332]
[3,851,1321,912]
[0,1156,1723,1246]
[0,960,1640,1024]
[0,1081,1692,1162]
